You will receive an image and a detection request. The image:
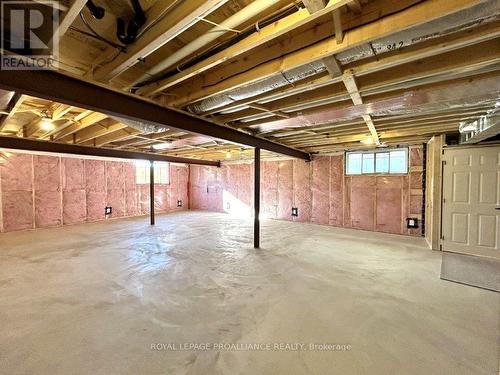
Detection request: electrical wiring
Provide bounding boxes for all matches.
[79,12,126,52]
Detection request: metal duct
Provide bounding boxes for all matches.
[112,116,169,134]
[337,0,500,64]
[188,0,499,115]
[186,61,326,113]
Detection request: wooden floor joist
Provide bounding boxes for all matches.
[165,0,486,107]
[0,0,497,158]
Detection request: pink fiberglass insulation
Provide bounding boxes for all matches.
[350,176,376,231]
[86,160,106,222]
[343,177,351,227]
[0,152,190,233]
[62,158,86,225]
[410,194,423,215]
[187,155,424,237]
[207,165,222,212]
[155,185,169,212]
[177,166,189,210]
[237,163,252,212]
[261,161,278,219]
[34,156,62,228]
[277,160,293,220]
[375,177,403,234]
[329,155,343,227]
[169,165,186,211]
[188,166,206,210]
[410,172,423,189]
[1,154,33,231]
[85,160,106,192]
[293,160,312,222]
[63,189,87,225]
[1,153,32,191]
[311,156,330,225]
[123,162,138,216]
[106,161,125,218]
[139,184,150,215]
[410,146,423,167]
[2,191,33,231]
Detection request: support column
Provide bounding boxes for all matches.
[254,147,260,248]
[150,160,155,225]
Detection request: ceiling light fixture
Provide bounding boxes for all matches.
[152,142,171,150]
[40,117,55,131]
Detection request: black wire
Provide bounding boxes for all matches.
[79,12,126,52]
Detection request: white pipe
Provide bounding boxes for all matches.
[134,0,277,92]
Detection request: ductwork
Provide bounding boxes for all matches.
[186,61,326,114]
[132,0,279,88]
[336,0,500,64]
[187,0,499,115]
[112,116,169,134]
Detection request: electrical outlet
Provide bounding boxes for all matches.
[177,200,182,207]
[291,207,298,217]
[105,206,112,215]
[406,218,418,228]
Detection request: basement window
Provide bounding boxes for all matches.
[135,161,170,184]
[345,148,408,175]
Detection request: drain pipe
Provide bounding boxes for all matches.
[132,0,278,92]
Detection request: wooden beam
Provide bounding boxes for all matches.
[0,136,220,166]
[204,21,500,116]
[252,74,498,133]
[0,93,25,132]
[219,37,500,124]
[165,0,486,107]
[57,0,87,38]
[82,128,142,147]
[332,8,344,44]
[53,112,108,140]
[40,109,92,140]
[93,0,228,82]
[137,0,352,96]
[51,104,73,120]
[0,69,310,160]
[72,121,128,143]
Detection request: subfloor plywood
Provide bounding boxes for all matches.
[0,212,498,375]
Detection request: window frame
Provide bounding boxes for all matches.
[345,148,408,176]
[135,160,170,185]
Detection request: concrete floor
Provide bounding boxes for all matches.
[0,211,498,375]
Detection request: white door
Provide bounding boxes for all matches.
[442,146,500,259]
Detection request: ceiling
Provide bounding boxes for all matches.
[0,0,498,161]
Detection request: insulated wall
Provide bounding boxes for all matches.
[189,146,424,236]
[0,151,188,232]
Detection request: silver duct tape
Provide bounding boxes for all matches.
[112,116,169,134]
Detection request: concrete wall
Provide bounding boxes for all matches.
[190,146,424,236]
[0,152,188,232]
